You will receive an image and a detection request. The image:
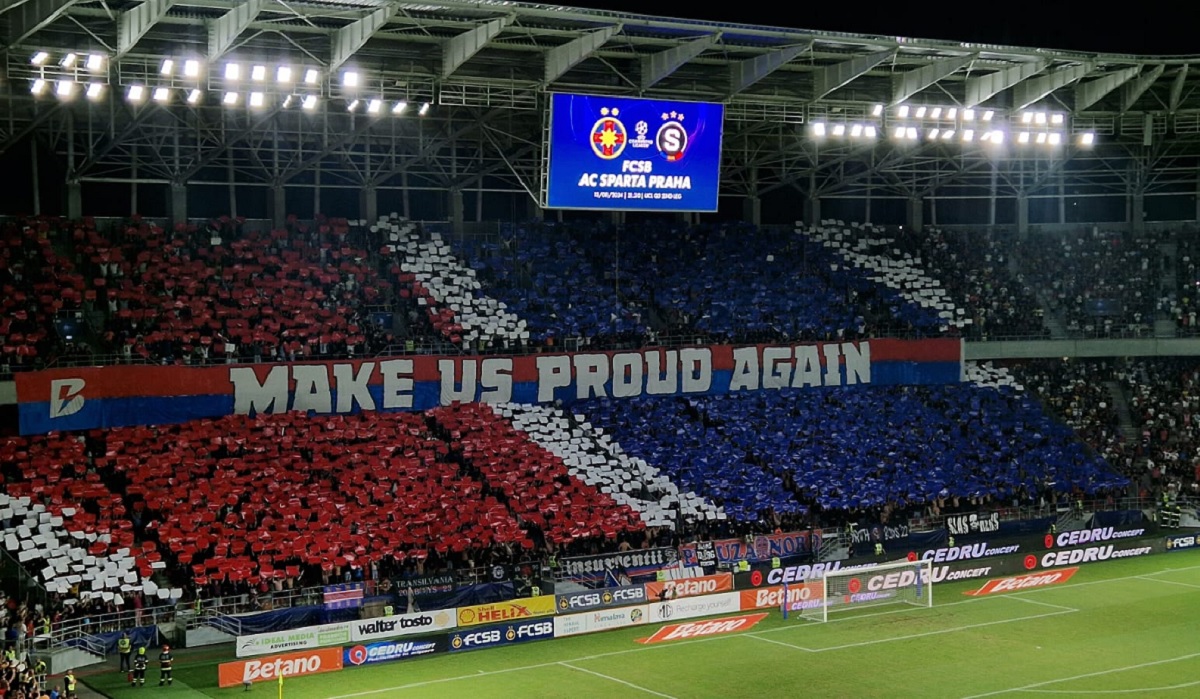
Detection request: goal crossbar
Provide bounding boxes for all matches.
[790,558,933,623]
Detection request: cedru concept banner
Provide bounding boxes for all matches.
[546,93,724,211]
[16,339,962,435]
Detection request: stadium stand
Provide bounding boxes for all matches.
[1,218,88,375]
[1017,228,1163,337]
[82,216,392,365]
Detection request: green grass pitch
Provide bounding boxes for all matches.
[86,551,1200,698]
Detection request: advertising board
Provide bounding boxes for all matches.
[448,619,555,652]
[218,648,343,688]
[235,622,351,658]
[456,595,556,627]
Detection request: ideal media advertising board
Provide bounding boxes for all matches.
[545,93,724,212]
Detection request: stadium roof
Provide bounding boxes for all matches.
[3,1,1199,209]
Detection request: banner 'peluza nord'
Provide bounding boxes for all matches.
[16,338,962,434]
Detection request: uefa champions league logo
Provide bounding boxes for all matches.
[629,120,653,149]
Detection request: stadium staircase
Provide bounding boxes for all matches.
[1155,240,1179,338]
[1008,253,1067,339]
[1104,380,1140,442]
[817,531,849,562]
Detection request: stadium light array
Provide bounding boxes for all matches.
[347,99,360,112]
[251,65,266,81]
[127,84,145,102]
[223,91,238,105]
[153,87,170,103]
[367,98,382,114]
[184,59,201,78]
[86,54,104,71]
[809,121,875,141]
[31,51,50,65]
[305,69,320,85]
[872,104,883,117]
[1078,132,1095,146]
[392,100,408,114]
[302,95,318,110]
[187,89,202,104]
[277,66,292,84]
[86,83,103,99]
[249,91,265,108]
[30,79,46,95]
[160,59,174,76]
[225,63,241,80]
[61,53,78,68]
[419,102,430,116]
[343,71,359,88]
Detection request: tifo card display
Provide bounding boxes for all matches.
[546,93,724,211]
[638,613,768,644]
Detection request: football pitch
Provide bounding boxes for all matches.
[87,551,1200,698]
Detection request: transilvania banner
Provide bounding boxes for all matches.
[16,338,962,434]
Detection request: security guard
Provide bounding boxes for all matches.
[947,535,956,548]
[158,644,174,686]
[65,669,78,699]
[118,632,132,671]
[132,648,148,687]
[874,542,884,556]
[33,657,48,687]
[383,602,395,617]
[3,645,15,663]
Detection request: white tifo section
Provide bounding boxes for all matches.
[964,361,1024,391]
[0,493,177,603]
[803,220,968,332]
[373,214,529,346]
[805,557,933,623]
[493,403,725,528]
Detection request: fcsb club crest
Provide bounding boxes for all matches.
[590,107,627,159]
[656,111,688,162]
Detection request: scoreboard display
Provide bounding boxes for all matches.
[545,93,724,212]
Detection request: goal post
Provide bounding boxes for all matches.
[797,558,934,623]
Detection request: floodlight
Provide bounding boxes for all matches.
[160,59,174,76]
[1051,113,1064,125]
[1035,132,1047,144]
[251,65,266,81]
[392,100,408,114]
[61,53,78,68]
[304,69,319,85]
[86,83,103,99]
[928,128,940,140]
[32,51,50,65]
[302,95,318,110]
[1021,111,1033,124]
[962,109,975,121]
[1079,132,1095,145]
[367,98,382,114]
[223,91,238,105]
[1035,112,1047,124]
[86,54,104,71]
[850,124,863,137]
[55,80,74,97]
[990,130,1004,143]
[831,123,845,136]
[982,110,994,121]
[863,126,877,138]
[347,99,360,112]
[898,105,910,118]
[225,63,241,80]
[419,102,430,116]
[184,60,201,77]
[1018,131,1030,143]
[343,71,359,87]
[128,85,145,102]
[947,108,957,120]
[249,91,264,107]
[931,107,942,119]
[942,129,954,140]
[915,106,927,118]
[872,104,883,117]
[153,87,170,102]
[282,95,293,108]
[277,66,292,84]
[811,122,826,136]
[1048,132,1061,145]
[962,129,974,141]
[31,79,47,95]
[892,125,906,139]
[906,127,917,140]
[187,89,202,104]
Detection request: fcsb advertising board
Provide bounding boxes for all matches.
[546,93,724,212]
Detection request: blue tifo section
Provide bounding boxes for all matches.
[585,384,1128,522]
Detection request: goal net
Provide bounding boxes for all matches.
[797,558,933,623]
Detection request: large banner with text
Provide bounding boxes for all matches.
[15,339,962,435]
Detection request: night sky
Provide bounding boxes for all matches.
[555,1,1195,56]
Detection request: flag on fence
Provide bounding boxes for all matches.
[323,583,364,610]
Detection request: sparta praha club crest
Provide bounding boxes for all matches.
[590,107,627,159]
